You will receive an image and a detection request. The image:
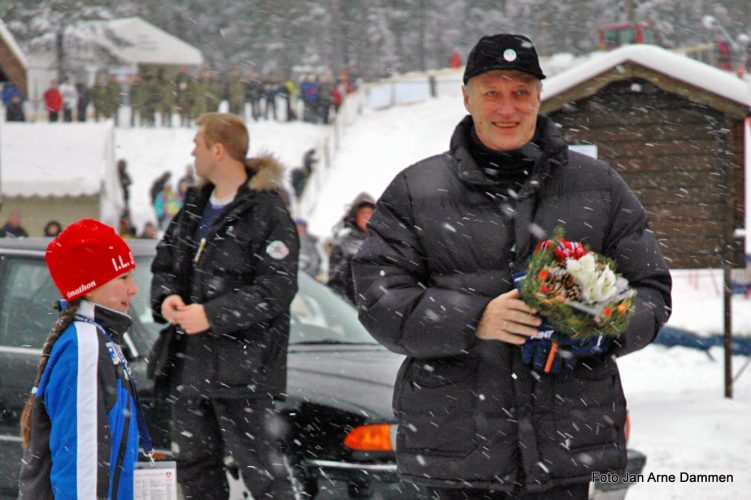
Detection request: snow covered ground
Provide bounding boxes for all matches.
[618,346,750,500]
[112,94,751,499]
[618,269,751,500]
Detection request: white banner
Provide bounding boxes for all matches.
[745,117,751,257]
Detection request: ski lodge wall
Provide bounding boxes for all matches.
[542,62,746,269]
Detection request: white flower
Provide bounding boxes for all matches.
[565,253,618,303]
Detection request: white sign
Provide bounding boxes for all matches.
[134,461,178,500]
[569,144,598,159]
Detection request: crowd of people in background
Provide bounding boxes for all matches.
[0,211,63,238]
[1,66,357,126]
[151,167,194,227]
[113,159,195,241]
[287,190,375,301]
[1,155,374,295]
[2,81,25,122]
[3,64,380,295]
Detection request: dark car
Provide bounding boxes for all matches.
[0,238,411,499]
[0,238,644,499]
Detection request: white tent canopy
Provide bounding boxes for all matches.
[25,16,203,116]
[80,17,203,67]
[27,16,203,68]
[0,121,122,226]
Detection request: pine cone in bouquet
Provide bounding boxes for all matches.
[518,227,636,338]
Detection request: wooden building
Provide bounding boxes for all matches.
[0,18,27,97]
[541,45,750,269]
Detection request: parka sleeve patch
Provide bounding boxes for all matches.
[266,240,291,260]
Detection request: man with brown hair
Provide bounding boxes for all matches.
[150,112,299,499]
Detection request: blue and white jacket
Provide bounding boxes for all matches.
[19,300,140,499]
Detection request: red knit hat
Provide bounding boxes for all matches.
[45,219,136,301]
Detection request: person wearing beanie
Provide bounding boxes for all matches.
[326,192,375,303]
[352,34,671,498]
[149,112,299,499]
[18,218,144,499]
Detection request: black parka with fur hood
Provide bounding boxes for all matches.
[352,115,671,492]
[150,156,299,399]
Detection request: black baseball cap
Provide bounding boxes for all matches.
[463,34,546,83]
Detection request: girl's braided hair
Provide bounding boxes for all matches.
[19,300,81,448]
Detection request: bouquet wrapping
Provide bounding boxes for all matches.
[516,227,636,340]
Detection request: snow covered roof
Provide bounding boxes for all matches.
[0,17,27,68]
[1,122,116,198]
[542,44,751,110]
[80,17,203,67]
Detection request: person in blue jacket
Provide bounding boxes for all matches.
[18,218,143,499]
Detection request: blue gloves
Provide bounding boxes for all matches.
[522,332,611,373]
[512,271,610,373]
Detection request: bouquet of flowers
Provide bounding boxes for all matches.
[517,227,636,339]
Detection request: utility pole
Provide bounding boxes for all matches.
[56,31,65,82]
[624,0,635,24]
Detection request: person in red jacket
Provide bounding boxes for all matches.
[449,49,463,68]
[43,80,63,122]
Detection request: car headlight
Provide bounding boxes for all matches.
[624,413,631,444]
[343,423,395,452]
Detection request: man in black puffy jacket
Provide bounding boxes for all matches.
[150,112,298,499]
[352,34,671,499]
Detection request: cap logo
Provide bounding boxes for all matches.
[111,252,135,273]
[67,280,97,299]
[503,49,517,62]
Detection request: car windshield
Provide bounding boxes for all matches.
[290,272,378,345]
[131,256,378,347]
[130,257,161,337]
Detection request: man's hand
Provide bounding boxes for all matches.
[161,294,185,324]
[171,304,210,334]
[476,289,541,345]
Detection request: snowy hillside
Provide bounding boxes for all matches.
[302,93,466,237]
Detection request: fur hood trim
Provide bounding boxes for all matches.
[245,154,285,191]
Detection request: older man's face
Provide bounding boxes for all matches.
[462,70,541,151]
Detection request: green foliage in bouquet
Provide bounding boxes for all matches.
[518,227,636,339]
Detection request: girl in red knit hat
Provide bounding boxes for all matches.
[18,218,149,499]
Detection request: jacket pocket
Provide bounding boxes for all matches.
[553,359,626,451]
[395,357,478,455]
[214,337,263,389]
